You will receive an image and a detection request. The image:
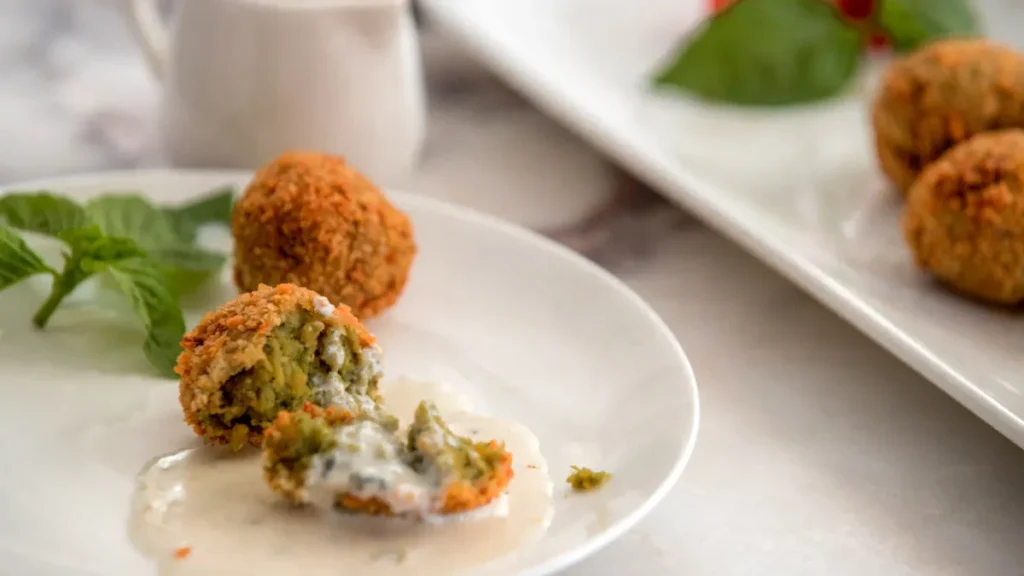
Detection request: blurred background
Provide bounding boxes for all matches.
[11,2,1024,575]
[0,0,624,236]
[0,0,167,180]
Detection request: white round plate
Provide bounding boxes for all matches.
[0,170,698,576]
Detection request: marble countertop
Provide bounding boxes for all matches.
[6,1,1024,575]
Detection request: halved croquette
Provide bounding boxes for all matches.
[262,401,513,518]
[175,283,385,449]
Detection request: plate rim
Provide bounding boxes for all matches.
[419,0,1024,450]
[0,168,701,576]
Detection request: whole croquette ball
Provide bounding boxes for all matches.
[232,152,417,319]
[175,283,387,450]
[872,39,1024,194]
[903,130,1024,305]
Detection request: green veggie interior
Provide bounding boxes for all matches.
[267,400,504,487]
[199,311,373,447]
[406,401,502,482]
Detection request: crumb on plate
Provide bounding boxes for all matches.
[566,466,611,492]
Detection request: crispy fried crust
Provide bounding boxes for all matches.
[903,130,1024,304]
[333,442,514,517]
[232,151,417,320]
[437,441,514,515]
[175,283,372,447]
[872,39,1024,194]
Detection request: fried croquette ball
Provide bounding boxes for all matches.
[175,283,386,450]
[872,39,1024,194]
[262,401,514,518]
[232,151,417,320]
[903,130,1024,305]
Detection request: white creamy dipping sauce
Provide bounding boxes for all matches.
[129,377,554,576]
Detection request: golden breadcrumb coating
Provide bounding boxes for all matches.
[872,39,1024,194]
[903,130,1024,305]
[232,151,417,319]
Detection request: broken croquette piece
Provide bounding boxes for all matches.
[175,283,385,450]
[401,401,513,516]
[566,466,611,492]
[262,403,369,502]
[903,129,1024,305]
[232,151,417,320]
[262,401,514,518]
[872,39,1024,194]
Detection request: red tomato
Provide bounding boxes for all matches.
[867,31,891,49]
[836,0,874,20]
[709,0,734,13]
[711,0,875,18]
[707,0,890,50]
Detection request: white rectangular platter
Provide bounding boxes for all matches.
[421,0,1024,446]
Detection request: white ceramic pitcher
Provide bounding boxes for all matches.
[123,0,426,186]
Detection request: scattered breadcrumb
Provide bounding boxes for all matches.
[566,466,611,492]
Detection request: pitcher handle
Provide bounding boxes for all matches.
[122,0,170,80]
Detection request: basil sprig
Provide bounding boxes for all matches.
[653,0,981,106]
[0,186,234,377]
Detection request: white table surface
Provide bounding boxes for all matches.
[2,1,1023,574]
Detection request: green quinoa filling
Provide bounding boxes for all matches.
[566,466,611,492]
[406,402,502,482]
[199,312,379,446]
[265,400,506,505]
[266,410,340,481]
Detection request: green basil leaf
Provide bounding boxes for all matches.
[76,235,149,274]
[148,245,226,272]
[879,0,981,52]
[652,0,863,106]
[0,192,88,237]
[0,226,55,291]
[56,224,104,247]
[148,245,227,294]
[164,185,235,243]
[84,193,229,296]
[84,194,181,249]
[103,258,186,377]
[32,231,149,328]
[57,224,147,265]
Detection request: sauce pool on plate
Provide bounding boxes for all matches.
[128,378,554,576]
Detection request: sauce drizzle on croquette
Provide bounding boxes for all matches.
[262,400,515,520]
